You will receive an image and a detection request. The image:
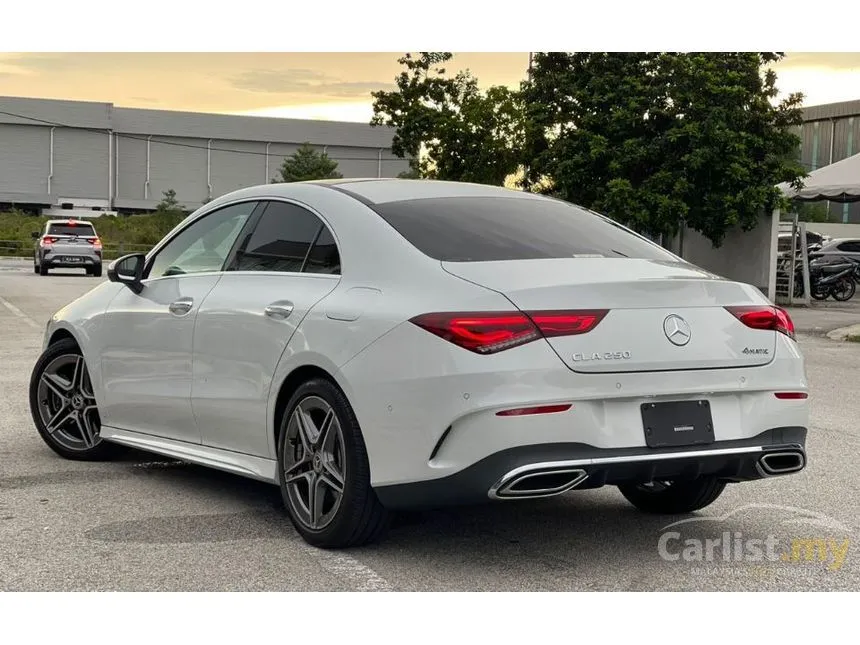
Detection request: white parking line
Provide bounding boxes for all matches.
[0,294,41,329]
[309,549,392,591]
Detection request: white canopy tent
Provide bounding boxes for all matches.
[771,151,860,304]
[778,151,860,202]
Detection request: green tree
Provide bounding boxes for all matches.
[155,188,183,214]
[371,52,524,186]
[273,143,342,182]
[522,52,807,246]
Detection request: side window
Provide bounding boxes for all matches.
[304,226,341,275]
[231,201,340,274]
[147,201,257,279]
[838,241,860,253]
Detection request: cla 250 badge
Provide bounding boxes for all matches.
[572,351,632,362]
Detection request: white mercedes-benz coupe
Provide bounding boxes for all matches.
[29,179,809,548]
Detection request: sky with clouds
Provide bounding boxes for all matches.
[1,52,858,123]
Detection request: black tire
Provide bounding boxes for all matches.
[29,337,123,461]
[33,263,39,274]
[92,264,103,278]
[39,264,49,276]
[831,278,856,302]
[277,377,390,548]
[810,286,829,300]
[618,477,726,514]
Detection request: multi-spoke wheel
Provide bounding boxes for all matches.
[29,337,121,461]
[277,378,389,548]
[618,476,726,514]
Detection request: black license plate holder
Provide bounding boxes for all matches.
[641,400,714,448]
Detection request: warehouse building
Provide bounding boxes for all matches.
[796,99,860,224]
[0,96,410,215]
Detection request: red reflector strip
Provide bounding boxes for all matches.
[496,404,572,417]
[774,392,808,400]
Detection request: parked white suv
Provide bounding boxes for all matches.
[32,219,103,277]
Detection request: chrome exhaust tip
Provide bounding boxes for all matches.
[489,467,588,500]
[757,450,806,477]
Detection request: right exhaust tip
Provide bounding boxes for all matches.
[490,468,588,500]
[758,450,806,477]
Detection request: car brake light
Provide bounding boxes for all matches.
[41,236,57,245]
[409,309,609,354]
[87,237,102,249]
[410,312,540,354]
[725,306,795,340]
[527,310,609,337]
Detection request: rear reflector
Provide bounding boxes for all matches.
[725,305,795,340]
[496,404,572,416]
[409,310,608,354]
[774,392,808,400]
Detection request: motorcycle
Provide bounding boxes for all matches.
[799,257,857,301]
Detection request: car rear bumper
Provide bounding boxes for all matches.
[373,426,807,509]
[41,253,101,268]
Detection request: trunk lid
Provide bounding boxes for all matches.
[442,258,777,373]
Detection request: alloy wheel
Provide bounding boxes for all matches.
[282,395,347,531]
[35,354,101,451]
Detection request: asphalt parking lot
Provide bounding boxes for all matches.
[1,258,859,591]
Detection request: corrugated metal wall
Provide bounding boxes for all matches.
[0,96,409,211]
[0,124,49,198]
[799,108,860,223]
[52,129,109,200]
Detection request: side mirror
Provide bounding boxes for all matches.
[107,253,146,294]
[31,231,40,240]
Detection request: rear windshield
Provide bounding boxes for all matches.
[48,223,95,237]
[371,196,678,262]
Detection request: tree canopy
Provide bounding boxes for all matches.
[523,52,806,246]
[372,51,807,247]
[371,53,524,186]
[273,143,342,183]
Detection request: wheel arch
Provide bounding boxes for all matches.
[269,358,356,457]
[48,327,81,349]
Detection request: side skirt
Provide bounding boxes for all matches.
[100,426,279,484]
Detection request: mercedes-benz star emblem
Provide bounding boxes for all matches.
[663,314,691,346]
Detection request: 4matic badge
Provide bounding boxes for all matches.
[572,351,632,362]
[742,347,770,355]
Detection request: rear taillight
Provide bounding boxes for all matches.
[409,310,608,354]
[725,305,795,340]
[41,236,57,245]
[87,237,102,249]
[527,310,608,337]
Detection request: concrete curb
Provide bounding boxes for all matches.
[826,324,860,342]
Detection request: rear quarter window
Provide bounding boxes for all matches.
[370,196,678,262]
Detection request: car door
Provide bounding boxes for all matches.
[191,200,342,457]
[98,200,260,443]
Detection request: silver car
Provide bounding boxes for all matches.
[32,219,103,277]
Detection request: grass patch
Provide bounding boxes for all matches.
[0,209,187,259]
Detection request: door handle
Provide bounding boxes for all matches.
[264,301,294,320]
[168,297,194,316]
